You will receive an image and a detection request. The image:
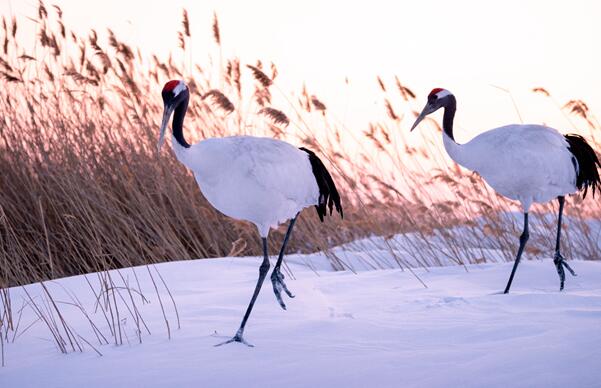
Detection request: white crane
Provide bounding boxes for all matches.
[158,80,343,346]
[411,88,600,293]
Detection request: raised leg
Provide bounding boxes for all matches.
[504,212,530,294]
[553,196,577,291]
[271,213,299,310]
[215,237,270,347]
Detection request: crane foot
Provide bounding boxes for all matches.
[271,269,295,310]
[554,252,577,291]
[214,331,254,347]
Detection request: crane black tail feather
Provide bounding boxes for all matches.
[565,134,601,198]
[299,147,343,222]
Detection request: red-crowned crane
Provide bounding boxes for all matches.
[411,88,600,293]
[158,80,343,346]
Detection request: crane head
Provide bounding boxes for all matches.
[411,88,452,131]
[158,80,189,152]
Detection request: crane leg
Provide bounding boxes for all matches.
[271,213,299,310]
[215,237,271,347]
[504,213,530,294]
[553,196,577,291]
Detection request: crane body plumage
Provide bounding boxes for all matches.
[172,136,320,237]
[158,80,342,346]
[413,88,600,293]
[444,124,578,211]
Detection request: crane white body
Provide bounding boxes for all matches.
[172,135,319,237]
[443,124,578,211]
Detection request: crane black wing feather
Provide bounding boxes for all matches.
[565,134,601,198]
[299,147,343,221]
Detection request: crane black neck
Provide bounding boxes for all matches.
[172,94,191,148]
[442,95,456,141]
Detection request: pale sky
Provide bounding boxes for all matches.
[2,0,600,140]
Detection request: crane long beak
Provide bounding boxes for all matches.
[157,105,174,152]
[410,105,429,131]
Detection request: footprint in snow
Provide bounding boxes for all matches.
[328,307,355,319]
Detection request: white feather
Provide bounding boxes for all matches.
[435,89,452,99]
[172,136,319,237]
[444,124,577,211]
[173,81,186,96]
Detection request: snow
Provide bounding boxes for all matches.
[2,251,601,388]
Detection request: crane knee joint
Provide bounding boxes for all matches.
[519,230,529,244]
[259,261,270,274]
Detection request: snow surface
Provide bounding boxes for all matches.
[2,252,601,388]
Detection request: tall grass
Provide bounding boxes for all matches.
[0,2,599,292]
